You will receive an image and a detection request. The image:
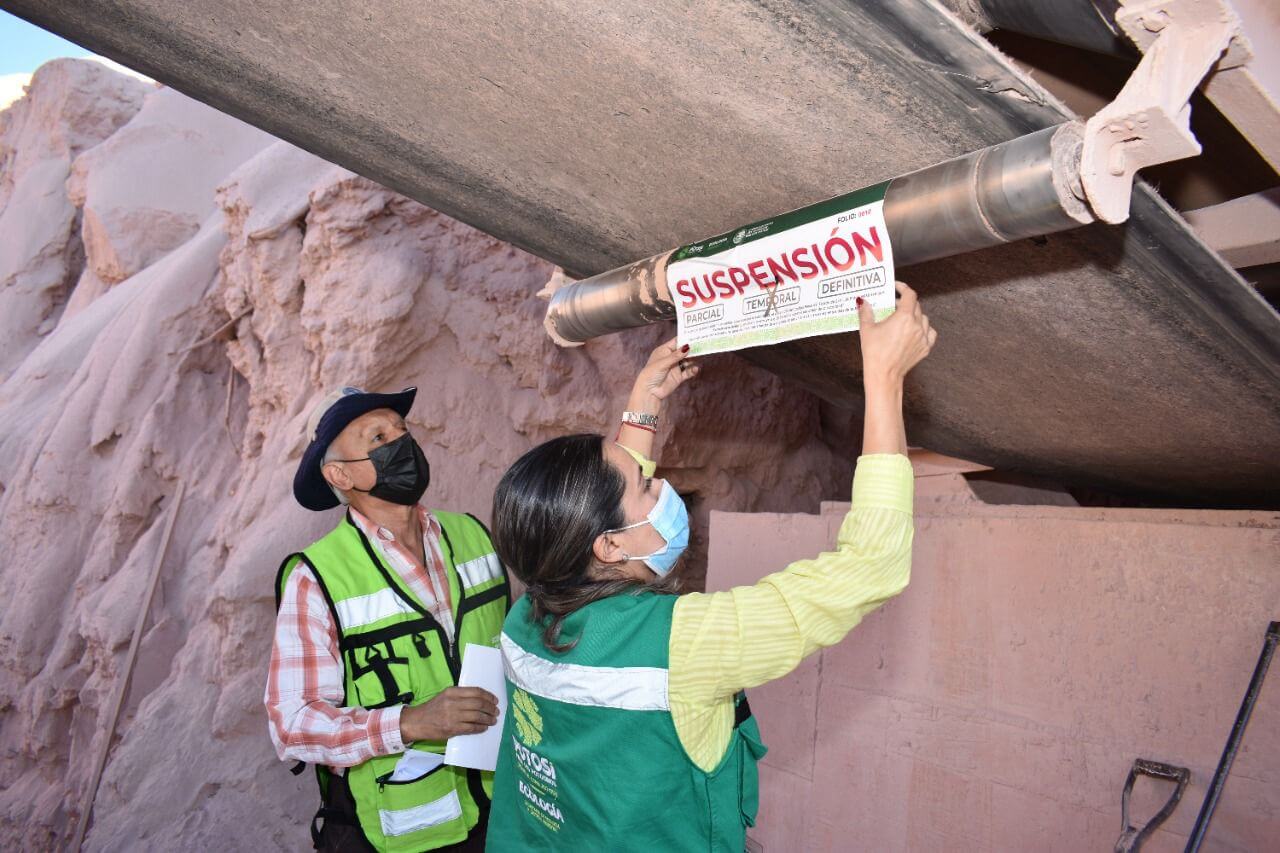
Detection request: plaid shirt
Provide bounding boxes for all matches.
[264,505,455,769]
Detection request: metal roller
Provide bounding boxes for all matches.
[545,121,1093,345]
[887,121,1091,264]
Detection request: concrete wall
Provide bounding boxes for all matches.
[707,463,1280,851]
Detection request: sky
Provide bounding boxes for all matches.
[0,10,92,74]
[0,10,150,108]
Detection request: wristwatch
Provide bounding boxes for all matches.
[621,411,659,429]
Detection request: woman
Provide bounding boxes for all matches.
[487,283,935,851]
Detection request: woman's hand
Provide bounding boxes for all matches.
[857,281,936,384]
[857,281,936,456]
[630,338,699,408]
[617,338,699,461]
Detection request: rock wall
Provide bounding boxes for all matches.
[0,59,150,379]
[0,60,859,849]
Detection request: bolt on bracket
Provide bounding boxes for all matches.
[1081,0,1252,224]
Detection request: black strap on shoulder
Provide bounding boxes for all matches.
[463,511,512,605]
[275,552,306,612]
[435,518,456,566]
[277,551,343,634]
[290,760,307,776]
[463,511,494,540]
[734,692,753,728]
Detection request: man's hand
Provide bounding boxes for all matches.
[400,687,500,742]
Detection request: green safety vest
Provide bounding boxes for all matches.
[276,509,510,853]
[487,592,767,852]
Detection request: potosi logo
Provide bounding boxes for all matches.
[512,689,543,746]
[732,229,745,245]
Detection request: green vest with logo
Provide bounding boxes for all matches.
[276,510,509,853]
[487,592,766,852]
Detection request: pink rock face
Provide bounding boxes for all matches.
[0,62,858,849]
[63,86,276,317]
[0,59,150,379]
[707,468,1280,852]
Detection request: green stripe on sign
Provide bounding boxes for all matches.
[672,180,890,262]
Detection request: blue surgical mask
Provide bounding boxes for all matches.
[608,480,690,576]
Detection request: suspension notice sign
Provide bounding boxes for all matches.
[671,182,895,356]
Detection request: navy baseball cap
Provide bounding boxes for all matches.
[293,386,417,511]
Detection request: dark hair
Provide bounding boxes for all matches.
[492,433,674,651]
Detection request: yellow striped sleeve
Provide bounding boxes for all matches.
[668,453,915,771]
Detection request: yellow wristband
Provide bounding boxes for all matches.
[614,442,657,478]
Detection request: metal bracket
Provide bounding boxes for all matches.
[1082,0,1251,223]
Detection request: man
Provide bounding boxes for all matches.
[266,386,508,852]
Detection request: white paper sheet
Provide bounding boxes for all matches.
[389,747,445,781]
[671,183,895,356]
[443,643,507,771]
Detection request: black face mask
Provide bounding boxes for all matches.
[339,433,431,506]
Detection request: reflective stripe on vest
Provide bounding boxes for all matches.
[335,588,419,631]
[379,790,463,838]
[455,552,503,590]
[500,632,669,711]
